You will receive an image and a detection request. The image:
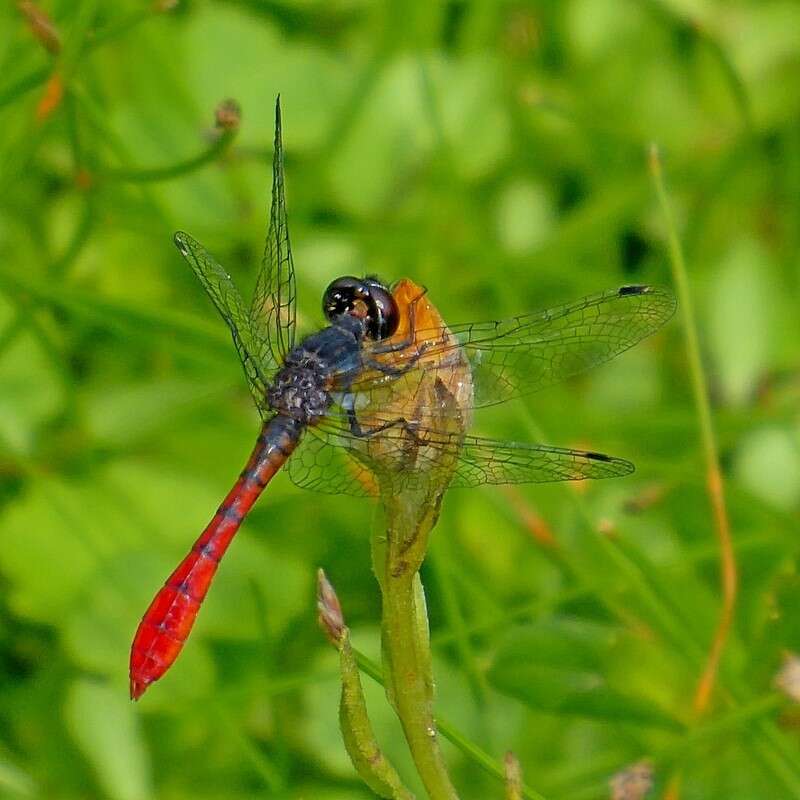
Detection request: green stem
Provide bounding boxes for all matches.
[373,489,459,800]
[386,576,456,798]
[649,146,720,493]
[650,143,737,718]
[96,128,237,183]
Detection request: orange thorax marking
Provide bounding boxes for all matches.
[353,278,473,492]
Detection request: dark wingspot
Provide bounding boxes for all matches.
[584,450,613,461]
[618,285,649,297]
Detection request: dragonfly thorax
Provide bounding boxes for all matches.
[267,315,367,424]
[266,355,332,424]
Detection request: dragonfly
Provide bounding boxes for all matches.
[129,98,676,700]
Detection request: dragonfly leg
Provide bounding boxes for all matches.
[361,332,436,380]
[347,407,423,445]
[361,351,423,377]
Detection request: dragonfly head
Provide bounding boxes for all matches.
[323,276,399,340]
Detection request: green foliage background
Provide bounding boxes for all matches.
[1,1,799,799]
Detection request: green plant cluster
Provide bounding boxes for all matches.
[1,2,799,799]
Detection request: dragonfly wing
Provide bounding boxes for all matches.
[293,414,632,494]
[174,231,272,415]
[286,426,377,497]
[350,285,675,412]
[454,285,676,407]
[250,96,297,365]
[450,435,634,487]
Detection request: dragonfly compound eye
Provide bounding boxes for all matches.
[323,276,366,321]
[323,276,399,340]
[363,279,399,340]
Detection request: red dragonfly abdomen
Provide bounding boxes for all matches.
[129,415,303,700]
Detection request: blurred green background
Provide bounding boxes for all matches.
[1,1,800,799]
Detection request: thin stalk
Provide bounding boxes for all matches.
[95,128,237,183]
[374,490,460,800]
[387,577,457,799]
[649,143,737,718]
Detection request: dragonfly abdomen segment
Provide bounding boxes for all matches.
[129,415,303,700]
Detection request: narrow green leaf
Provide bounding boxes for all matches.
[412,573,435,699]
[339,631,415,800]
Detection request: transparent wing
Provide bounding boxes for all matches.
[345,285,676,413]
[250,96,297,365]
[286,428,376,497]
[286,414,633,495]
[174,231,272,415]
[449,284,676,407]
[449,437,634,487]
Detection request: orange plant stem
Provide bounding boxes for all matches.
[649,144,737,721]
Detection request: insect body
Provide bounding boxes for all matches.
[130,277,406,699]
[129,99,676,700]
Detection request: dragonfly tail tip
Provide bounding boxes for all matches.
[130,676,148,701]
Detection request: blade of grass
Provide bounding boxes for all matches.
[650,143,737,718]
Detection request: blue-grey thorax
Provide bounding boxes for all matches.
[266,316,366,424]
